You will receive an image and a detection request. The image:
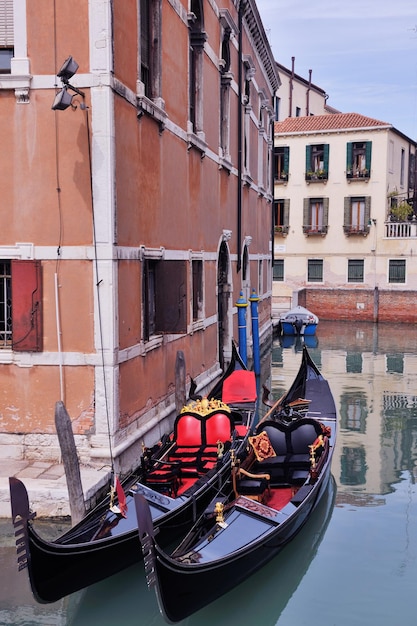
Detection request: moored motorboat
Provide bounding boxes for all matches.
[280,305,319,336]
[9,342,257,604]
[136,347,337,623]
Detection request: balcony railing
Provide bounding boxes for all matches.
[385,221,417,238]
[302,225,328,236]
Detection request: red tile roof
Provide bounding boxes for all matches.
[275,112,391,134]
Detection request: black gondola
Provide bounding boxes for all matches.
[136,347,337,623]
[9,342,257,604]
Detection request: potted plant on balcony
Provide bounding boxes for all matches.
[390,201,412,222]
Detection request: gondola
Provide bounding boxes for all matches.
[9,342,257,604]
[136,346,337,623]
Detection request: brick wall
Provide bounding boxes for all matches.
[298,289,417,324]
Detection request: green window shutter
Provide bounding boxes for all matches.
[303,198,309,229]
[323,198,329,227]
[283,198,290,226]
[365,141,372,171]
[283,147,290,172]
[344,197,350,228]
[305,145,311,173]
[346,142,353,169]
[323,144,329,174]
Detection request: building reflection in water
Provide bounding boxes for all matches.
[271,320,417,503]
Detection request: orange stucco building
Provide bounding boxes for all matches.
[0,0,278,476]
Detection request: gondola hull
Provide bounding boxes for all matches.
[10,342,257,604]
[137,347,337,623]
[146,471,331,623]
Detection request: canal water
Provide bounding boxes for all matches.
[1,320,417,625]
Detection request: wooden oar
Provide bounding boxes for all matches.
[258,393,286,425]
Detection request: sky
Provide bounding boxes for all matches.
[255,0,417,140]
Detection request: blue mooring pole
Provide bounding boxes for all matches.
[236,291,248,365]
[249,289,260,375]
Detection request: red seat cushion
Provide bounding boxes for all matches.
[175,414,202,446]
[205,412,233,444]
[222,370,257,404]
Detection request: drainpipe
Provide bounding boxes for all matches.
[237,0,244,273]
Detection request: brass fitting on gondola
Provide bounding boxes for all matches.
[217,440,224,459]
[214,501,225,524]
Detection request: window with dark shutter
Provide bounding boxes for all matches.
[348,259,364,282]
[0,0,13,74]
[346,141,371,179]
[11,259,43,352]
[388,259,406,284]
[143,259,188,338]
[307,259,323,282]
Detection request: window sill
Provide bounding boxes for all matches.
[142,335,163,354]
[303,229,328,237]
[0,73,32,103]
[347,175,370,183]
[187,131,207,156]
[343,228,370,237]
[242,172,253,187]
[305,178,328,185]
[137,95,167,130]
[191,319,205,332]
[219,156,233,173]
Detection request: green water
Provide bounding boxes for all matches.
[2,321,417,625]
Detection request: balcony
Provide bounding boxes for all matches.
[274,225,289,236]
[346,169,370,182]
[385,220,417,238]
[302,225,328,236]
[305,170,328,183]
[343,225,370,237]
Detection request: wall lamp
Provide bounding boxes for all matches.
[52,56,86,111]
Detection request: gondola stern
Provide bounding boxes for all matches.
[9,477,35,572]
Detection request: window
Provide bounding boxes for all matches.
[388,259,406,284]
[0,47,12,73]
[273,259,284,281]
[192,259,203,322]
[0,0,13,74]
[189,0,206,135]
[400,148,405,187]
[139,0,162,101]
[0,259,43,351]
[258,259,263,296]
[343,196,371,235]
[0,260,11,346]
[274,199,289,234]
[303,197,329,235]
[307,259,323,282]
[305,144,329,180]
[295,106,301,117]
[346,141,372,179]
[274,146,289,181]
[143,259,187,340]
[348,259,364,283]
[219,22,232,162]
[275,96,280,121]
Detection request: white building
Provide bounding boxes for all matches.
[272,112,417,323]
